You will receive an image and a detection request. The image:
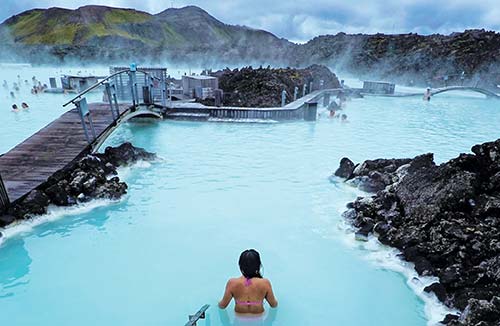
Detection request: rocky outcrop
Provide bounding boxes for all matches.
[0,142,156,228]
[199,65,340,108]
[295,30,500,90]
[334,138,500,325]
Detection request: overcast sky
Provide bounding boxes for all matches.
[2,0,499,42]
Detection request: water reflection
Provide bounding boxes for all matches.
[218,308,278,326]
[0,238,32,298]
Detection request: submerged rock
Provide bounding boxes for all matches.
[1,143,156,227]
[335,138,500,325]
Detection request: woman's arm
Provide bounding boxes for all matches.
[264,279,278,308]
[218,279,233,309]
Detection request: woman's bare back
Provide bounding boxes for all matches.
[219,276,278,314]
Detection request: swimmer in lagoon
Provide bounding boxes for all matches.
[21,102,29,109]
[341,114,348,122]
[219,249,278,314]
[423,87,432,101]
[12,104,19,112]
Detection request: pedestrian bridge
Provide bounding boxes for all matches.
[368,86,500,99]
[430,86,499,98]
[0,67,335,212]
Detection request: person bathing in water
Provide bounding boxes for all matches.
[218,249,278,314]
[423,87,432,101]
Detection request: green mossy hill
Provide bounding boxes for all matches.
[1,6,154,45]
[0,5,291,54]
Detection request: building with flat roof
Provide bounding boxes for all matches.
[362,81,395,95]
[182,75,219,99]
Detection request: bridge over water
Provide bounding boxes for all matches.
[0,67,336,213]
[362,86,500,99]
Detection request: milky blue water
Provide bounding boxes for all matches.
[1,67,500,325]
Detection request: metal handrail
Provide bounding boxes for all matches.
[184,304,209,326]
[0,173,10,212]
[63,69,162,107]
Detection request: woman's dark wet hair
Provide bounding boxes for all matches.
[239,249,262,279]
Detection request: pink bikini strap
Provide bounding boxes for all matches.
[244,278,252,287]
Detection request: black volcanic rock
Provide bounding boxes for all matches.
[335,138,500,325]
[199,65,340,108]
[1,143,156,226]
[335,157,355,178]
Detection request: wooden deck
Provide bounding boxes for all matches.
[0,103,130,204]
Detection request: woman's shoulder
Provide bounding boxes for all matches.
[255,277,272,287]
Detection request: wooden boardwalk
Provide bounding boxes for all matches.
[0,103,130,204]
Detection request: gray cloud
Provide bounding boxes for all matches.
[1,0,499,42]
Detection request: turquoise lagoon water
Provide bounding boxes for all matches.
[1,67,500,325]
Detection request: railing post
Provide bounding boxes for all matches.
[161,80,167,107]
[129,71,136,107]
[309,81,314,93]
[294,86,298,101]
[143,86,151,105]
[323,93,331,107]
[75,98,96,144]
[129,63,138,107]
[104,82,117,121]
[111,84,120,117]
[304,101,318,121]
[302,84,307,97]
[0,173,10,213]
[281,89,287,107]
[149,75,155,104]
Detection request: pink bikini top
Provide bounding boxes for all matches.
[235,278,263,306]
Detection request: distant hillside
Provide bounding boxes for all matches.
[1,5,500,89]
[293,30,500,87]
[0,5,294,65]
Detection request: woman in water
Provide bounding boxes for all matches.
[218,249,278,314]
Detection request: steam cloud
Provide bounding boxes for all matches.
[2,0,500,42]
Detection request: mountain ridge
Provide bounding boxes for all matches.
[1,5,499,88]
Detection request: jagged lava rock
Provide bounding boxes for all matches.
[334,138,500,325]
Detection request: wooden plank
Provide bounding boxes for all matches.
[0,102,132,203]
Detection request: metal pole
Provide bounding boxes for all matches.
[161,80,167,107]
[304,102,318,121]
[294,86,298,101]
[302,84,307,97]
[88,114,97,140]
[104,82,117,121]
[76,100,91,144]
[323,93,331,107]
[129,72,136,107]
[111,84,120,117]
[309,81,314,93]
[0,173,10,213]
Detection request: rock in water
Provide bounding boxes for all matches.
[97,142,157,166]
[335,138,500,325]
[1,143,156,226]
[334,157,355,178]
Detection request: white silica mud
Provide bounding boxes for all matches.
[1,67,500,325]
